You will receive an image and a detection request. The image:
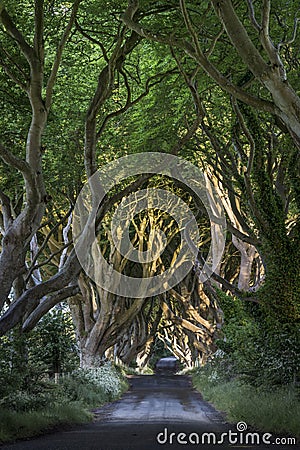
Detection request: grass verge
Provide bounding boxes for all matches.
[0,363,128,444]
[192,370,300,439]
[0,402,92,443]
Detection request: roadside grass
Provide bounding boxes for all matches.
[0,402,91,443]
[0,363,128,444]
[192,370,300,439]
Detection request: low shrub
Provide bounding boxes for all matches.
[0,390,52,412]
[60,362,128,406]
[0,362,128,443]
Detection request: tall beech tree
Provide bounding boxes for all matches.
[0,1,211,368]
[0,1,173,335]
[0,1,299,375]
[122,0,300,324]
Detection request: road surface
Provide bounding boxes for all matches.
[0,374,279,450]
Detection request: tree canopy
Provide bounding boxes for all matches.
[0,0,299,381]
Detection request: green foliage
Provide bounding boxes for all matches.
[0,403,92,443]
[60,363,128,407]
[215,291,259,379]
[253,325,300,386]
[0,0,299,400]
[0,360,128,443]
[0,308,78,404]
[147,337,174,369]
[0,308,79,414]
[28,309,79,375]
[193,367,300,438]
[215,291,300,386]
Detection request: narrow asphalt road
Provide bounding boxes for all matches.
[0,375,278,450]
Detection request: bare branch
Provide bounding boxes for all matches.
[122,1,276,115]
[196,254,259,303]
[0,143,36,189]
[0,189,13,231]
[96,68,178,141]
[227,222,260,246]
[0,249,81,335]
[278,17,300,49]
[169,288,214,333]
[0,45,28,90]
[201,122,241,182]
[0,59,26,90]
[85,28,140,177]
[34,0,44,62]
[26,241,73,281]
[205,27,224,57]
[25,207,73,283]
[0,7,34,65]
[96,173,153,230]
[231,98,255,176]
[262,0,271,38]
[231,102,270,232]
[59,212,72,270]
[259,0,286,79]
[45,0,81,110]
[246,0,261,32]
[22,284,80,332]
[75,19,109,62]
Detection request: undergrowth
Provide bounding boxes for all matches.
[0,362,128,444]
[192,365,300,439]
[0,402,91,443]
